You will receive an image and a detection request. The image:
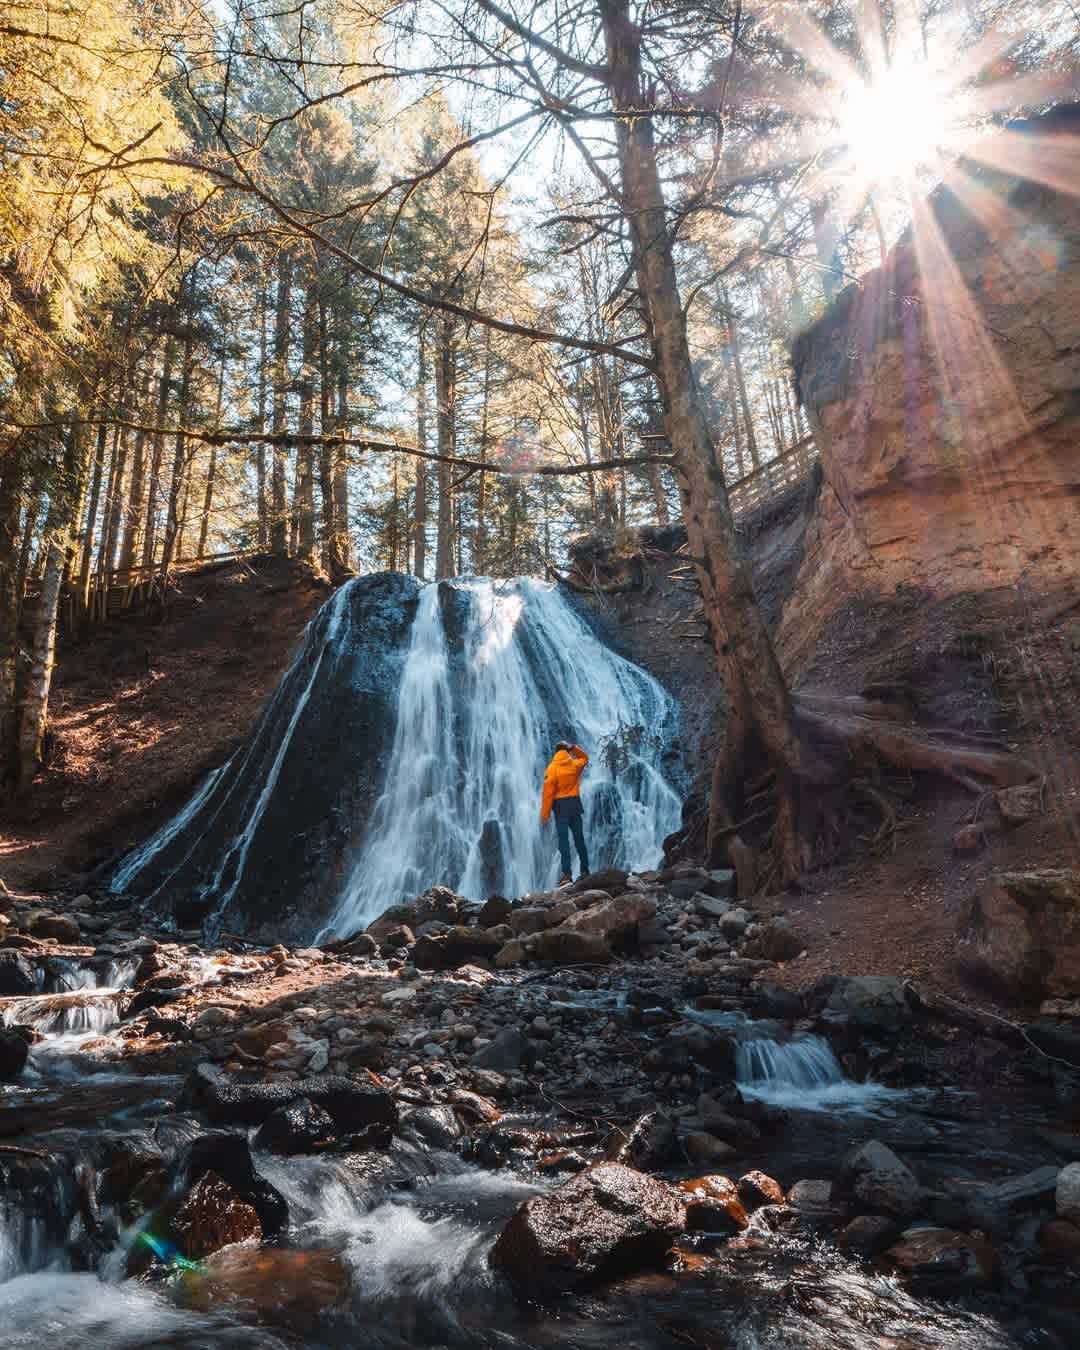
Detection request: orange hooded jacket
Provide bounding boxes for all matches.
[540,745,589,822]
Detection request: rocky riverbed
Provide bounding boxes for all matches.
[2,866,1080,1347]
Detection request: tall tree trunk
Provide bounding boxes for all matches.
[77,418,108,612]
[119,355,153,578]
[295,282,317,562]
[474,327,492,572]
[575,379,598,516]
[270,253,293,556]
[99,422,127,580]
[723,286,759,469]
[413,322,428,579]
[16,484,41,628]
[255,277,269,550]
[810,197,842,301]
[198,348,227,559]
[19,421,85,787]
[434,317,456,580]
[317,290,334,574]
[333,341,351,574]
[159,329,195,576]
[600,0,814,879]
[141,335,176,569]
[0,435,24,791]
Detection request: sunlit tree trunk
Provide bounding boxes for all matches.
[198,348,227,559]
[295,282,317,562]
[434,316,456,580]
[255,277,269,550]
[0,433,25,791]
[159,328,195,576]
[722,286,759,470]
[333,340,352,574]
[270,253,293,556]
[413,322,428,579]
[141,335,176,569]
[600,0,813,879]
[474,327,492,573]
[19,420,85,787]
[77,417,108,612]
[119,354,153,578]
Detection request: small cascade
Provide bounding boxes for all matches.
[736,1034,898,1111]
[1,990,125,1039]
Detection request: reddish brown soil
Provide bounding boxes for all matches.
[1,555,330,890]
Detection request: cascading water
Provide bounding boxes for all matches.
[108,571,683,942]
[736,1033,899,1111]
[321,577,683,937]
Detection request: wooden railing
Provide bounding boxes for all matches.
[727,437,817,521]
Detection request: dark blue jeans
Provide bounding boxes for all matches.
[553,796,590,878]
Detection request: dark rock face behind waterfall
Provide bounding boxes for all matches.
[113,573,421,942]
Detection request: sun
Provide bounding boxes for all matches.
[833,53,974,190]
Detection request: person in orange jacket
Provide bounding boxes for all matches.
[540,740,591,885]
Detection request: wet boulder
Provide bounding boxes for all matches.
[736,1171,785,1211]
[253,1097,337,1154]
[524,930,613,964]
[412,926,502,971]
[1058,1163,1080,1225]
[677,1175,749,1233]
[825,976,912,1035]
[26,911,81,943]
[413,885,466,926]
[0,1029,29,1079]
[477,895,512,928]
[559,893,656,944]
[745,918,806,963]
[683,1132,738,1168]
[170,1171,262,1261]
[509,907,550,937]
[957,868,1080,999]
[366,906,418,946]
[840,1214,901,1257]
[603,1111,677,1170]
[838,1140,921,1219]
[884,1227,998,1289]
[569,869,629,897]
[470,1027,527,1073]
[490,1162,685,1294]
[0,950,37,995]
[179,1131,288,1238]
[180,1247,350,1333]
[966,1165,1059,1233]
[181,1063,397,1135]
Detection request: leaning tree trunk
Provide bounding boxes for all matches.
[600,0,816,879]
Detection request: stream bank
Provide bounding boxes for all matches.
[2,868,1079,1347]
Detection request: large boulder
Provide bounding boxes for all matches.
[1058,1163,1080,1225]
[25,911,81,944]
[559,893,656,943]
[253,1097,337,1155]
[958,869,1080,999]
[677,1175,749,1233]
[524,930,612,965]
[826,976,912,1034]
[490,1162,685,1294]
[0,950,36,995]
[412,926,502,971]
[0,1029,29,1080]
[884,1227,997,1289]
[169,1171,262,1261]
[181,1063,397,1134]
[837,1140,921,1219]
[569,869,629,897]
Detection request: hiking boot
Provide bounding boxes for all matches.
[557,874,573,887]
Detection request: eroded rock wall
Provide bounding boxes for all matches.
[785,107,1080,667]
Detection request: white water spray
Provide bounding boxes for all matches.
[322,577,682,937]
[737,1034,899,1111]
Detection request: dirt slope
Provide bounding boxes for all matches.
[2,556,330,890]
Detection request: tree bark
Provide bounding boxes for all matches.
[434,316,457,580]
[159,328,195,576]
[255,276,269,550]
[413,322,429,579]
[198,348,227,559]
[294,281,318,562]
[317,289,334,574]
[723,286,759,470]
[99,422,127,581]
[332,335,352,574]
[270,253,293,556]
[119,354,154,578]
[141,335,176,569]
[0,435,24,791]
[77,418,108,613]
[19,421,85,787]
[600,0,816,880]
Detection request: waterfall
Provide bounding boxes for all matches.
[108,572,682,942]
[321,577,682,937]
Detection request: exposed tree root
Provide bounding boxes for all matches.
[695,691,1036,898]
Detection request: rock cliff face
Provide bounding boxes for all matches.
[786,106,1080,666]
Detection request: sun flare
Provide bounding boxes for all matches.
[835,55,971,189]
